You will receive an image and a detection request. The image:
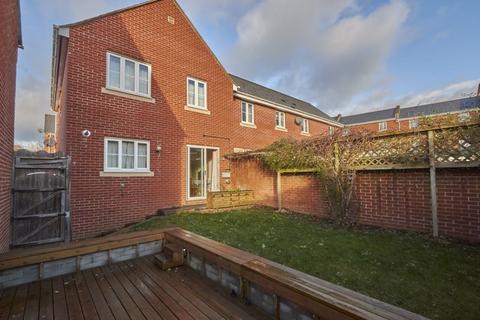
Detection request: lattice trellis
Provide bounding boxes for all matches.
[434,127,480,166]
[351,125,480,170]
[352,133,429,169]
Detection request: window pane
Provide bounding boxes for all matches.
[198,82,205,108]
[247,105,253,123]
[107,141,119,168]
[188,79,196,105]
[139,64,149,95]
[137,143,148,169]
[125,60,135,91]
[122,141,135,169]
[109,55,121,88]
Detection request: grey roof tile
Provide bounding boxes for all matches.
[230,74,334,122]
[340,96,480,125]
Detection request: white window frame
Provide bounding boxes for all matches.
[301,118,310,134]
[241,101,255,125]
[328,126,335,136]
[458,112,471,122]
[378,121,387,132]
[106,52,152,98]
[104,138,150,173]
[186,145,220,201]
[275,111,285,129]
[409,118,419,129]
[187,77,208,110]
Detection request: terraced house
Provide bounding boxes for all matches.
[51,0,341,239]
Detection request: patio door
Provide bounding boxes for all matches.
[188,146,219,200]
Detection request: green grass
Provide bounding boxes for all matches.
[131,207,480,320]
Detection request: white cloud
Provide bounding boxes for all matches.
[226,0,409,114]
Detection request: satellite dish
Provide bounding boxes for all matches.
[295,117,303,125]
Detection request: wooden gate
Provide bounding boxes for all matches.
[11,156,70,247]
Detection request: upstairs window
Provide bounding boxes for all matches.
[107,52,151,97]
[409,118,419,129]
[104,138,150,172]
[458,112,471,122]
[187,77,207,109]
[328,126,335,136]
[300,118,309,134]
[241,102,254,125]
[379,121,387,132]
[276,111,285,128]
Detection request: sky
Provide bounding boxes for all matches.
[15,0,480,144]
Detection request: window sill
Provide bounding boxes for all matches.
[275,126,288,132]
[101,87,155,104]
[300,132,311,136]
[184,105,211,115]
[100,171,154,177]
[240,122,257,129]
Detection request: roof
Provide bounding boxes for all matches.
[230,74,335,123]
[340,96,480,125]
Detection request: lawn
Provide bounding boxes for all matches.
[131,207,480,320]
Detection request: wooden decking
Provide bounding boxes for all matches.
[0,256,267,320]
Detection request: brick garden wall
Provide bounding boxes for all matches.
[0,0,20,253]
[231,159,480,243]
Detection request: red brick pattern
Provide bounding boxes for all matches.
[58,0,331,239]
[231,159,480,243]
[0,0,20,252]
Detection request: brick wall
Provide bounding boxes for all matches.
[231,158,480,243]
[230,159,330,217]
[0,0,20,253]
[58,0,331,239]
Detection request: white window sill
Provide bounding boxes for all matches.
[300,132,311,136]
[184,105,211,115]
[101,87,155,104]
[275,126,288,132]
[100,171,154,177]
[240,122,256,129]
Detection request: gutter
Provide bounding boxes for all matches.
[234,92,344,128]
[50,25,59,111]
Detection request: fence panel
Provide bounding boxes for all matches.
[11,156,70,247]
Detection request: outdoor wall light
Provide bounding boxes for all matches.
[81,129,91,138]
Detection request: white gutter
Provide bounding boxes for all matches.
[234,92,343,127]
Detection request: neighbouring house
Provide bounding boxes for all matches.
[0,0,22,253]
[50,0,341,239]
[339,95,480,133]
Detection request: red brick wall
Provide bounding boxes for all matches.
[59,0,332,239]
[230,159,330,217]
[231,159,480,243]
[0,0,20,253]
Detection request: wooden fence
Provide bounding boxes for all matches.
[11,156,70,247]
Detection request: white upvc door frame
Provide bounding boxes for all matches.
[186,144,220,201]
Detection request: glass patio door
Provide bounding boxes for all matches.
[188,146,219,200]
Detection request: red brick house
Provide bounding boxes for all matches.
[0,0,22,252]
[51,0,341,239]
[339,95,479,133]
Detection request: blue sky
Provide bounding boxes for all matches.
[15,0,480,143]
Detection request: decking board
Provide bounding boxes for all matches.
[0,258,267,320]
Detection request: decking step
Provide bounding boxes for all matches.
[154,253,183,271]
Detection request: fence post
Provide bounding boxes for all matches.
[428,130,439,238]
[276,171,282,211]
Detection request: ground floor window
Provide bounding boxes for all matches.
[104,138,150,172]
[187,145,220,200]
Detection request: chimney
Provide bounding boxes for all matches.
[394,105,401,120]
[336,113,342,122]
